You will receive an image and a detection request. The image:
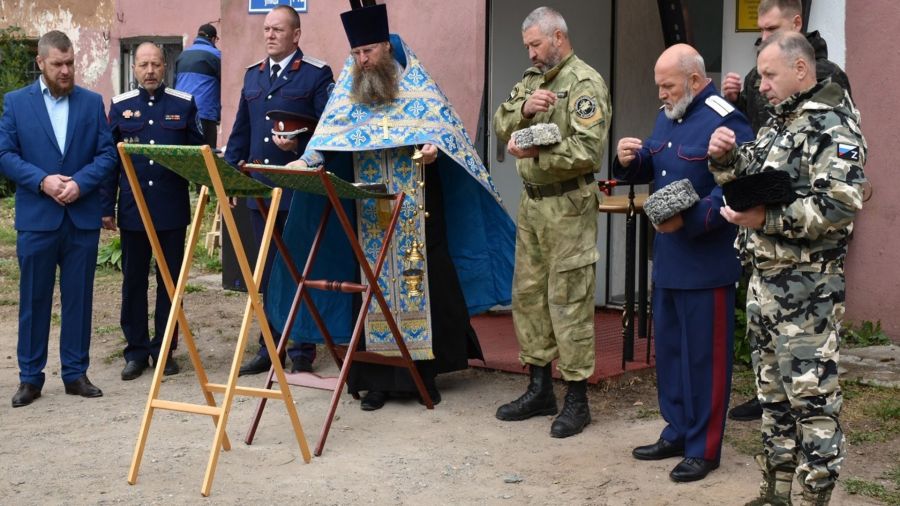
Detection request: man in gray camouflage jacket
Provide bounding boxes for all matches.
[708,31,867,506]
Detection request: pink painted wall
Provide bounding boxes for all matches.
[845,0,900,341]
[218,0,486,145]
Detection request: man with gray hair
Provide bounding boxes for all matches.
[614,43,752,482]
[709,31,866,506]
[0,30,117,406]
[493,6,610,439]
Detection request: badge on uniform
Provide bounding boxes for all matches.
[165,114,182,121]
[134,110,142,118]
[837,143,860,161]
[574,95,597,119]
[122,110,133,119]
[556,91,568,99]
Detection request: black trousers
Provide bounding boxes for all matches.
[120,227,186,364]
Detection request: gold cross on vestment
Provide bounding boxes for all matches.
[381,115,390,140]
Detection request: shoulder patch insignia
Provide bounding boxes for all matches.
[302,55,326,68]
[705,95,735,117]
[246,58,265,70]
[837,143,860,161]
[165,87,193,101]
[575,95,598,119]
[112,89,139,104]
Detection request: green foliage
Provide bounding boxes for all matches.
[1,26,34,198]
[97,236,123,270]
[185,283,206,294]
[733,274,751,366]
[842,319,891,348]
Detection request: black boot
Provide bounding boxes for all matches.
[495,364,557,421]
[729,397,763,421]
[550,380,590,438]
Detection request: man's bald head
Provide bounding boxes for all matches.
[133,42,166,93]
[654,44,709,120]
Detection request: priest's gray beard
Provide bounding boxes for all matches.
[351,51,399,105]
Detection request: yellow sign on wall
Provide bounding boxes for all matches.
[736,0,761,32]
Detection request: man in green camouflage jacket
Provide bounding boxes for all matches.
[492,6,610,439]
[708,32,867,506]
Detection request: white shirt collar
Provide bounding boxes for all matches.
[268,51,296,77]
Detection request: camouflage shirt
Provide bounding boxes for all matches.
[710,81,867,273]
[493,53,611,185]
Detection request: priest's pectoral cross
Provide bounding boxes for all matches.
[381,115,391,140]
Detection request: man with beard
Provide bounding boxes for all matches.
[280,0,515,411]
[103,42,204,380]
[492,6,610,439]
[721,0,853,424]
[226,4,334,377]
[613,44,752,481]
[0,30,117,407]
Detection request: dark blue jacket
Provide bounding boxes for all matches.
[613,82,753,289]
[224,48,333,210]
[104,84,204,231]
[0,81,117,231]
[174,37,221,122]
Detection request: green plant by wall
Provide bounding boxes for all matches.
[843,320,891,348]
[0,26,34,198]
[733,273,751,366]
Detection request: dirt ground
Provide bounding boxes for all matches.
[0,258,892,505]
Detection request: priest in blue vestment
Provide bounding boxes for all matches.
[267,1,515,410]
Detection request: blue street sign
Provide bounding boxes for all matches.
[248,0,308,14]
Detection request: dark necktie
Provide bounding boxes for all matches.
[270,64,281,85]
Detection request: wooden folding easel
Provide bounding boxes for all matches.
[240,164,434,456]
[118,144,311,497]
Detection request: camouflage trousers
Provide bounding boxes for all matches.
[747,268,845,493]
[512,182,600,381]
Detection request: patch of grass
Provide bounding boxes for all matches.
[94,324,120,336]
[0,298,17,306]
[50,312,61,325]
[724,429,759,457]
[731,367,757,398]
[0,257,19,280]
[103,347,123,365]
[0,225,15,247]
[842,380,900,445]
[843,478,900,505]
[634,408,660,420]
[185,283,206,294]
[193,243,222,273]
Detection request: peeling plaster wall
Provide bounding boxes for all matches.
[1,0,115,93]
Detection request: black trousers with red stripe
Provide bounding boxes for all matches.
[653,284,734,462]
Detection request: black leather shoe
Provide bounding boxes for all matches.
[290,357,313,373]
[417,387,442,406]
[632,438,685,460]
[121,360,149,381]
[12,382,41,408]
[64,375,103,398]
[360,391,388,411]
[729,397,763,421]
[669,457,719,482]
[163,357,180,376]
[239,355,272,376]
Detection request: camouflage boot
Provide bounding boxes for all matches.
[495,364,557,421]
[549,380,590,438]
[744,454,794,506]
[798,487,832,506]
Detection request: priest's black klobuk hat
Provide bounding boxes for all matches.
[268,110,317,138]
[341,0,389,49]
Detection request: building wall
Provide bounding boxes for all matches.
[845,0,900,340]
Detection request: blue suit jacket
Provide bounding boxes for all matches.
[613,82,753,289]
[104,85,204,231]
[225,49,333,210]
[0,80,117,231]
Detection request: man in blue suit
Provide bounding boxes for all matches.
[613,44,753,482]
[0,30,117,407]
[225,4,334,376]
[103,42,204,381]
